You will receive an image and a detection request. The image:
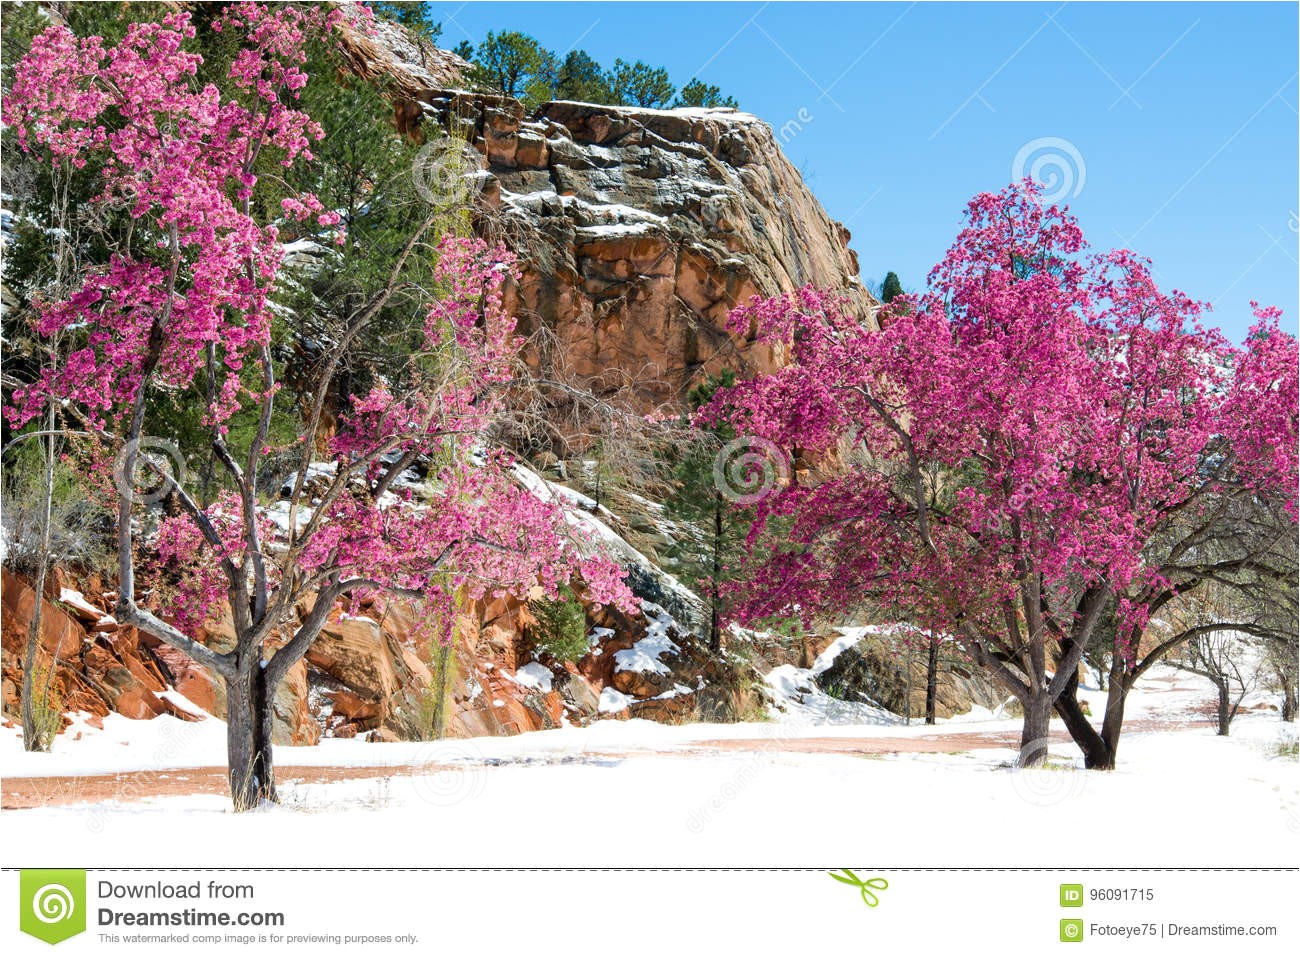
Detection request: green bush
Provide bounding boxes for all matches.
[528,585,589,662]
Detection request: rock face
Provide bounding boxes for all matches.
[0,569,206,730]
[816,635,1003,720]
[336,11,468,100]
[408,91,875,407]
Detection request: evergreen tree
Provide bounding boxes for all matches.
[528,584,590,662]
[556,49,614,103]
[465,30,557,108]
[665,372,749,651]
[607,58,675,108]
[674,78,738,109]
[371,1,443,40]
[879,271,905,304]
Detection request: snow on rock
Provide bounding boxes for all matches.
[811,627,871,676]
[598,687,634,714]
[587,626,615,656]
[513,662,554,694]
[614,603,681,676]
[764,663,899,726]
[510,460,705,633]
[57,588,108,622]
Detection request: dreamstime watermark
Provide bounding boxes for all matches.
[978,459,1063,537]
[112,436,187,506]
[20,870,86,944]
[1012,137,1086,205]
[412,137,482,211]
[1006,737,1087,807]
[712,435,791,505]
[86,716,204,834]
[409,739,487,807]
[685,720,804,833]
[777,106,815,145]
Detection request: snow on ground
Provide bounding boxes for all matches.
[2,665,1295,869]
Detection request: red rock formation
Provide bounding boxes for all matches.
[406,91,876,409]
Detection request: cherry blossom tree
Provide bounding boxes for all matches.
[4,5,633,810]
[700,182,1297,767]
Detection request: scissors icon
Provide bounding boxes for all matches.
[828,869,889,907]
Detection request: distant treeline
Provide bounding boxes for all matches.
[373,1,738,110]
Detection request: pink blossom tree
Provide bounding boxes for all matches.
[701,182,1297,767]
[5,6,633,810]
[1051,298,1297,767]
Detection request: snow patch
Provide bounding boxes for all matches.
[614,604,680,675]
[598,687,634,714]
[513,663,554,694]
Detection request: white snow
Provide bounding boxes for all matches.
[613,604,680,675]
[513,662,554,694]
[57,588,106,621]
[765,663,900,726]
[2,665,1295,871]
[810,626,871,676]
[598,687,634,713]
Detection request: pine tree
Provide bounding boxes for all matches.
[607,58,675,108]
[556,49,614,103]
[879,271,905,304]
[665,372,749,651]
[674,78,738,109]
[465,30,557,108]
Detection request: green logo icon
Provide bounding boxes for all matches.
[1060,883,1084,907]
[1060,918,1084,943]
[19,870,86,944]
[828,869,889,908]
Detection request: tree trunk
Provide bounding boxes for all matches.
[709,490,723,652]
[20,613,50,752]
[1216,681,1232,737]
[1283,681,1298,723]
[22,407,58,753]
[1098,675,1129,764]
[924,638,938,725]
[430,642,452,739]
[1018,694,1052,767]
[1053,679,1114,770]
[226,666,277,811]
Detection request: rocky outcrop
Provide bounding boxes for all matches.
[336,10,468,100]
[816,634,1003,720]
[0,569,206,731]
[407,91,874,408]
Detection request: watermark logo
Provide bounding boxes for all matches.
[112,436,187,506]
[409,741,486,807]
[713,435,790,505]
[412,137,481,211]
[19,870,86,944]
[1012,137,1086,205]
[1008,738,1086,807]
[828,869,888,908]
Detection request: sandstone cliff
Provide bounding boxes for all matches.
[407,92,874,407]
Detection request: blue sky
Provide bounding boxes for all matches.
[431,2,1298,341]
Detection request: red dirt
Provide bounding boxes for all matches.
[2,714,1216,810]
